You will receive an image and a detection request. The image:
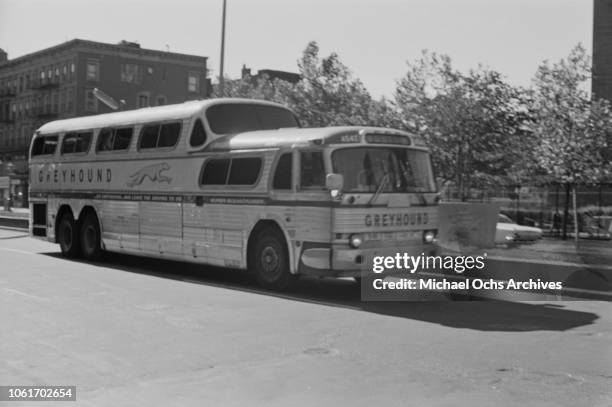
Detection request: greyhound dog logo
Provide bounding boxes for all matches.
[127,162,172,187]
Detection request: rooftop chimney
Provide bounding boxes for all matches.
[241,64,251,79]
[117,40,140,49]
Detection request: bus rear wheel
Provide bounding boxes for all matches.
[251,228,295,290]
[80,212,102,261]
[58,212,80,257]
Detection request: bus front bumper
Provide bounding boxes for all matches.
[297,243,439,278]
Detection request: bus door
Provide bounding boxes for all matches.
[293,150,333,270]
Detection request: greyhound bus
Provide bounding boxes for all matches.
[29,98,439,289]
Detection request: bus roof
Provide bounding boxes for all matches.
[36,98,291,134]
[203,126,420,152]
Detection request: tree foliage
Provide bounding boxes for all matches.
[531,44,612,185]
[394,51,534,199]
[287,42,375,127]
[212,41,399,128]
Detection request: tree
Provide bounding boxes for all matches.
[287,41,376,127]
[211,41,401,129]
[531,44,612,240]
[211,74,294,105]
[394,51,533,200]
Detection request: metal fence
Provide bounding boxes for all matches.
[442,183,612,240]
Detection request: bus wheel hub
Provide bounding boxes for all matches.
[262,247,279,272]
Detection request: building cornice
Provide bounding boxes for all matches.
[0,39,207,70]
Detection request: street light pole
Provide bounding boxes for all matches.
[219,0,227,97]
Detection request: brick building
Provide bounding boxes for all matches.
[0,39,209,205]
[593,0,612,102]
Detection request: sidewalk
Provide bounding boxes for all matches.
[0,207,29,219]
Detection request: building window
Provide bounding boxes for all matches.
[85,88,98,112]
[156,95,167,106]
[52,92,58,113]
[137,92,149,108]
[188,72,199,92]
[66,89,73,111]
[86,60,99,81]
[121,64,142,84]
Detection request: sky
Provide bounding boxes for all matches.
[0,0,593,98]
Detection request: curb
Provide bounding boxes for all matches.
[0,216,28,230]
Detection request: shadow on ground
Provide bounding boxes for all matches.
[42,251,600,333]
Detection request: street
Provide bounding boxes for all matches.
[1,228,611,406]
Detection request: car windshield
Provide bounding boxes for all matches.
[498,214,515,224]
[332,147,436,193]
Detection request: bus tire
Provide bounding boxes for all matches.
[80,212,102,261]
[58,212,81,257]
[251,228,295,290]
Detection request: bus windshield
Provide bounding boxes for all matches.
[332,147,436,193]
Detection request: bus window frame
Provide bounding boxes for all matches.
[198,154,266,191]
[31,134,59,157]
[297,149,327,191]
[188,117,208,148]
[95,126,134,154]
[60,131,93,156]
[137,120,183,152]
[270,150,295,192]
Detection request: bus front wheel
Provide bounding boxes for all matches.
[80,212,102,261]
[58,212,81,257]
[251,228,295,290]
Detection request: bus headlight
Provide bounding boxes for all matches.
[349,234,363,248]
[423,230,437,244]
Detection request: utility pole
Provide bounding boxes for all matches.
[219,0,227,97]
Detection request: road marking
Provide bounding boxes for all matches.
[0,247,35,255]
[0,233,29,240]
[2,287,48,301]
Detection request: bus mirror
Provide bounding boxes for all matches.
[326,173,344,192]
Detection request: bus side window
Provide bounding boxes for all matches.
[140,124,159,149]
[273,153,292,190]
[114,127,133,150]
[201,158,230,185]
[61,133,77,154]
[300,151,325,189]
[76,132,93,153]
[32,135,59,156]
[190,118,207,147]
[228,157,261,185]
[158,122,181,148]
[97,128,114,152]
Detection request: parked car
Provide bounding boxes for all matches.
[495,214,543,244]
